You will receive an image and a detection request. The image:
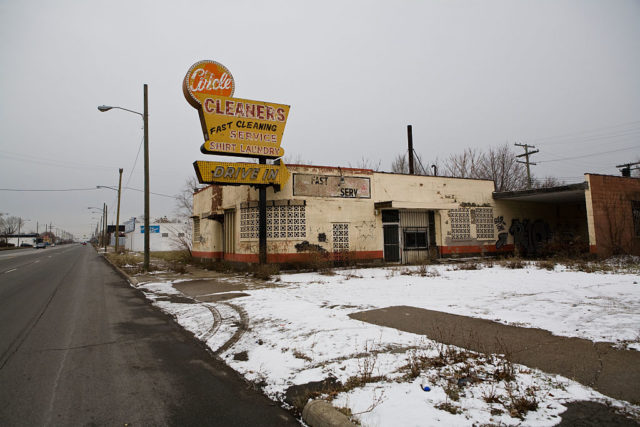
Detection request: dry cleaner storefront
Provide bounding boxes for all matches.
[191,164,519,264]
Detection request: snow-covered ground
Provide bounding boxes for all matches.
[137,261,640,426]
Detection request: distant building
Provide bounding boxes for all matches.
[122,217,187,252]
[3,234,39,247]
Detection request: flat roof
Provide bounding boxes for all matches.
[492,182,588,203]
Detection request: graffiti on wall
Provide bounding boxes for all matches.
[495,218,552,254]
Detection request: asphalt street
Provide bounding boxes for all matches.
[0,244,298,426]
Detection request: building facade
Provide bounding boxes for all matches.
[122,218,187,252]
[192,165,639,264]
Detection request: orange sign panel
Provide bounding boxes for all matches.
[183,60,235,108]
[200,95,290,159]
[193,160,290,186]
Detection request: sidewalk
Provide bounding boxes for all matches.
[350,305,640,404]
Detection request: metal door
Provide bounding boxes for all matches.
[383,224,400,262]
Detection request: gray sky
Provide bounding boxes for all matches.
[1,0,639,239]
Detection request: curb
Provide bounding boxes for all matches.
[99,252,139,286]
[302,400,356,427]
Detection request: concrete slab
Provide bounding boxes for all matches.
[350,305,640,404]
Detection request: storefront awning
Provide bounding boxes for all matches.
[492,182,588,203]
[374,201,460,210]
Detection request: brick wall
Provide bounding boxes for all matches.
[587,174,640,256]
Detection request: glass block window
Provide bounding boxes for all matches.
[240,204,306,240]
[474,208,495,239]
[448,208,470,240]
[333,223,349,252]
[240,206,259,239]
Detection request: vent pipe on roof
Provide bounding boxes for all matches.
[407,125,414,175]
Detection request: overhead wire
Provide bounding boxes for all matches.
[530,119,640,144]
[537,145,639,163]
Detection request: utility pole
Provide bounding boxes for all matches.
[103,203,107,252]
[258,159,267,264]
[616,162,640,177]
[115,168,123,253]
[143,84,150,271]
[515,143,539,189]
[407,125,414,175]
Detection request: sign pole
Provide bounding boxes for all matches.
[258,158,267,264]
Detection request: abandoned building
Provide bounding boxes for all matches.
[191,165,640,264]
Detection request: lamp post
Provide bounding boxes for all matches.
[88,207,103,246]
[98,84,149,270]
[97,170,123,253]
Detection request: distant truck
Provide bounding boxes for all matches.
[35,238,46,249]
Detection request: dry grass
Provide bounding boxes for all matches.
[293,349,312,362]
[252,263,280,280]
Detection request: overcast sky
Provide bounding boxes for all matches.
[1,0,639,239]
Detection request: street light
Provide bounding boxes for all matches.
[97,168,123,254]
[88,205,107,249]
[98,84,149,270]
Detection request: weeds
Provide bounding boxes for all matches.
[444,382,461,401]
[537,260,556,271]
[456,262,480,271]
[293,349,312,362]
[505,383,539,419]
[435,398,461,415]
[482,383,503,404]
[502,258,525,269]
[252,263,280,280]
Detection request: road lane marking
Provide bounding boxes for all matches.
[5,268,17,273]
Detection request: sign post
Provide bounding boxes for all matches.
[184,60,291,264]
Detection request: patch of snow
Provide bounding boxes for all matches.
[137,264,640,426]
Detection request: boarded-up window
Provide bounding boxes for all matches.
[404,228,428,249]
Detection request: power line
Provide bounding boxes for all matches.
[0,185,177,199]
[537,145,639,163]
[531,119,640,143]
[125,133,145,188]
[0,187,98,192]
[0,149,118,171]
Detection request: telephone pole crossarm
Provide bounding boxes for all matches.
[514,143,539,189]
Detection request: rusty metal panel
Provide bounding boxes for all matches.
[399,210,429,228]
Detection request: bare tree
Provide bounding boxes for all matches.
[477,143,528,191]
[350,156,382,171]
[171,177,206,255]
[175,177,204,220]
[390,153,434,175]
[283,153,309,165]
[533,176,565,188]
[391,154,409,174]
[443,147,483,179]
[0,216,22,245]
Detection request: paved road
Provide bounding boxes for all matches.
[0,245,298,426]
